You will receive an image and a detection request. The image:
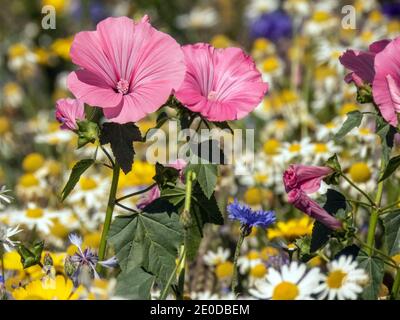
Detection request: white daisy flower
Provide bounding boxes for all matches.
[6,203,61,235]
[245,0,279,20]
[0,224,22,251]
[237,250,263,274]
[203,247,231,267]
[176,6,219,29]
[249,262,322,300]
[0,186,13,209]
[279,138,313,162]
[316,255,368,300]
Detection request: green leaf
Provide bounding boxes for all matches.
[185,223,202,261]
[100,122,142,174]
[357,251,384,300]
[187,164,218,199]
[160,187,186,207]
[379,155,400,182]
[335,111,363,139]
[17,241,44,269]
[76,120,99,148]
[61,159,94,201]
[192,184,224,225]
[310,221,331,253]
[108,211,183,287]
[375,115,396,164]
[381,210,400,256]
[114,267,155,299]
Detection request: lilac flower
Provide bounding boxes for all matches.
[382,2,400,19]
[227,199,276,229]
[250,10,292,42]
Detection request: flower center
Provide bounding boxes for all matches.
[80,177,98,190]
[26,208,44,219]
[116,79,129,95]
[207,90,218,101]
[349,162,371,183]
[272,281,299,300]
[326,270,347,289]
[19,174,39,188]
[215,261,234,279]
[250,263,267,278]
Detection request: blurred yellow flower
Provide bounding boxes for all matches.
[339,103,358,116]
[22,153,45,172]
[0,116,11,134]
[215,261,234,279]
[41,0,70,13]
[244,187,270,206]
[51,37,73,60]
[250,263,267,278]
[263,139,281,155]
[210,34,232,48]
[267,216,313,241]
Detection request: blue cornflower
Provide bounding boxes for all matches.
[250,10,292,42]
[227,199,276,230]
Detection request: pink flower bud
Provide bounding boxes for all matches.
[287,189,342,230]
[55,98,85,131]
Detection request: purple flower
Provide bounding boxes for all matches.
[227,199,276,229]
[250,10,292,42]
[382,2,400,19]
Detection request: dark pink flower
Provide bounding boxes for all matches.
[175,43,268,122]
[373,37,400,126]
[287,189,342,230]
[55,98,85,130]
[283,164,333,194]
[339,39,390,87]
[67,16,186,124]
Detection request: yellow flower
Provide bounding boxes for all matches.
[311,11,331,23]
[83,232,101,249]
[41,0,70,13]
[0,116,11,134]
[119,161,155,187]
[210,34,232,48]
[244,187,270,206]
[51,37,73,60]
[308,256,322,267]
[215,261,234,280]
[3,251,23,270]
[18,173,39,188]
[260,246,279,260]
[263,139,281,155]
[250,263,267,278]
[339,103,358,116]
[8,43,28,59]
[12,275,84,300]
[22,153,45,172]
[349,162,371,183]
[267,216,313,241]
[272,281,299,300]
[253,38,272,52]
[262,56,280,73]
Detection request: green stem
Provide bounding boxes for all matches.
[97,163,120,272]
[176,169,195,300]
[231,231,245,296]
[366,162,384,256]
[159,246,186,300]
[341,174,376,206]
[1,250,5,283]
[115,183,157,202]
[381,199,400,213]
[392,269,400,300]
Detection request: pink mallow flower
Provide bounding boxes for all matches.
[55,98,85,130]
[175,43,268,122]
[283,164,333,194]
[137,159,187,209]
[67,16,186,124]
[373,37,400,126]
[287,189,342,230]
[339,39,390,87]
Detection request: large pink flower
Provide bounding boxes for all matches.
[283,164,333,194]
[67,16,186,124]
[55,98,85,130]
[373,37,400,126]
[175,43,268,122]
[339,39,390,87]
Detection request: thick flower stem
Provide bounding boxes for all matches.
[391,269,400,300]
[97,163,120,273]
[231,230,245,296]
[366,162,384,256]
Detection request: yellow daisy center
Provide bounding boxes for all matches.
[79,177,98,190]
[215,262,234,279]
[314,143,328,153]
[263,139,280,155]
[326,270,347,289]
[250,264,267,278]
[25,208,44,219]
[272,281,299,300]
[247,250,260,260]
[22,153,45,172]
[19,174,39,188]
[289,143,301,152]
[0,117,10,134]
[262,57,280,73]
[349,162,371,183]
